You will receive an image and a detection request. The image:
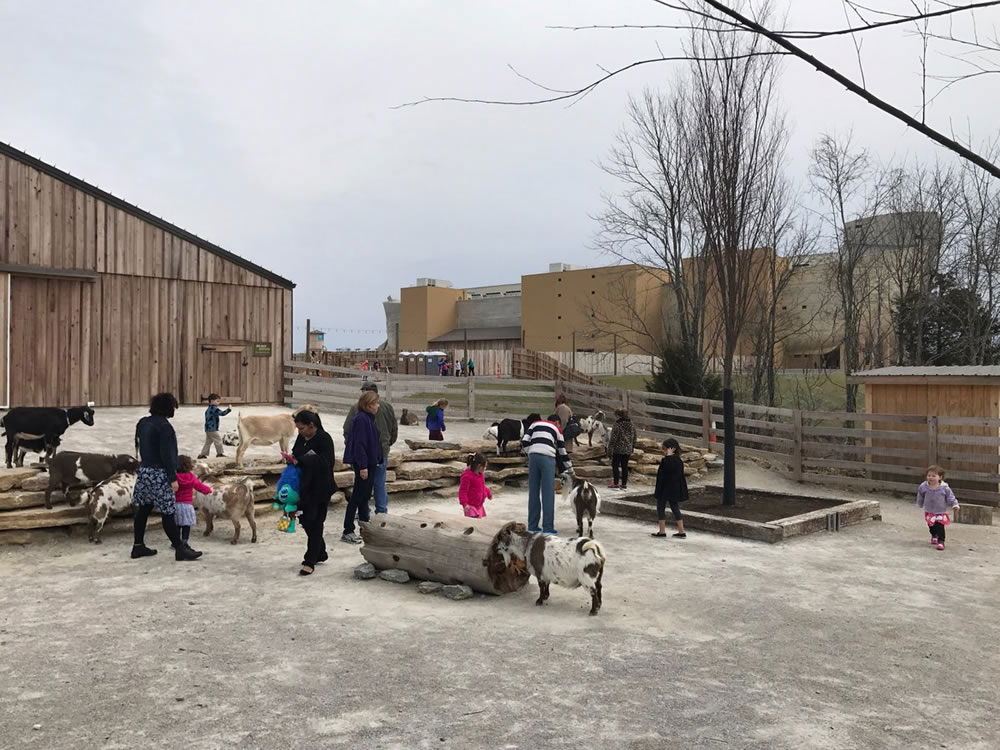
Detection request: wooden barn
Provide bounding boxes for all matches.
[0,142,294,408]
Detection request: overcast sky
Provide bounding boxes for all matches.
[1,1,997,349]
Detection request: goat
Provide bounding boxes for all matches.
[483,417,531,455]
[495,528,606,616]
[577,411,607,447]
[221,431,241,447]
[399,408,419,426]
[234,404,318,467]
[44,452,139,509]
[1,404,95,468]
[11,432,61,467]
[79,471,137,543]
[562,472,601,538]
[195,478,258,544]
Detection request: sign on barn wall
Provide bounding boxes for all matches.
[252,342,273,357]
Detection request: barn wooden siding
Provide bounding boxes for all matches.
[0,152,292,407]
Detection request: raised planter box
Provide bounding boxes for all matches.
[601,486,881,543]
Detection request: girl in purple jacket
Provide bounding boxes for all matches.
[342,391,382,544]
[916,465,960,551]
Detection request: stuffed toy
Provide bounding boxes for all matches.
[273,464,301,533]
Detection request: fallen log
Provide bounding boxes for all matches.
[359,509,530,595]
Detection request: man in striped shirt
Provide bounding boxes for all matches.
[521,414,572,534]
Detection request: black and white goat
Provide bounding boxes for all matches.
[577,411,608,447]
[11,432,61,467]
[1,404,95,468]
[484,416,531,455]
[495,527,606,615]
[562,472,601,538]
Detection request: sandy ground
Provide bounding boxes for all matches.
[2,406,999,749]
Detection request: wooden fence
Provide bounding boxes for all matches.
[562,382,1000,507]
[511,349,597,385]
[284,361,555,423]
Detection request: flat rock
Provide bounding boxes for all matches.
[0,490,71,512]
[567,446,606,461]
[0,504,89,531]
[485,466,529,481]
[225,463,285,476]
[404,449,465,461]
[379,568,411,584]
[387,453,403,469]
[0,468,39,492]
[442,584,473,600]
[416,581,444,594]
[396,461,463,481]
[573,465,613,479]
[386,479,439,494]
[20,474,51,492]
[482,455,526,465]
[353,563,377,580]
[405,439,462,451]
[330,491,347,505]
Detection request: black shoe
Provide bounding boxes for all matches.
[131,545,158,559]
[317,553,329,564]
[175,545,203,561]
[196,454,208,459]
[673,532,687,539]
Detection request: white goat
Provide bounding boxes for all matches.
[495,527,606,615]
[577,411,608,446]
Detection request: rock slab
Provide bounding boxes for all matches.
[353,563,377,580]
[379,568,411,584]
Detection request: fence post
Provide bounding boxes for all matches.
[792,409,803,483]
[467,377,476,422]
[701,400,712,450]
[621,389,629,412]
[927,415,938,466]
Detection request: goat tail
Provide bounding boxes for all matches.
[581,539,606,565]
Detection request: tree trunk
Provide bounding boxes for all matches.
[359,509,530,595]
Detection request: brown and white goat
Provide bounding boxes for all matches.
[195,478,257,544]
[495,528,606,616]
[78,471,137,543]
[234,404,318,466]
[562,472,601,538]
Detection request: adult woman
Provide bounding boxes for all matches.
[554,393,573,431]
[131,392,201,561]
[289,409,336,575]
[343,390,382,544]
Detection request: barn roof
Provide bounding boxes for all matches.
[850,366,1000,384]
[0,141,294,289]
[428,326,522,343]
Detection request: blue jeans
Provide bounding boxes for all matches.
[527,453,556,533]
[373,459,388,514]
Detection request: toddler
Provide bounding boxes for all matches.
[916,465,959,551]
[198,394,231,459]
[459,452,492,518]
[174,455,213,545]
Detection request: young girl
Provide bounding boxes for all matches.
[916,465,959,550]
[174,455,213,546]
[426,399,448,441]
[653,438,688,539]
[458,452,492,518]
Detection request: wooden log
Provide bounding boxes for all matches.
[953,504,993,525]
[359,509,529,595]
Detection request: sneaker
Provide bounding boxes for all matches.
[619,486,628,491]
[607,483,619,489]
[130,545,157,559]
[340,533,363,544]
[527,527,542,534]
[936,543,945,550]
[542,530,558,535]
[196,454,208,459]
[930,537,938,545]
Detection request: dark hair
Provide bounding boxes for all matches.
[466,452,488,471]
[207,393,220,401]
[546,414,560,423]
[294,410,322,428]
[178,455,194,473]
[150,392,178,418]
[662,438,680,452]
[926,465,946,479]
[555,393,567,406]
[615,408,628,419]
[526,413,542,425]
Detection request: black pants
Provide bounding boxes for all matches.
[133,504,183,548]
[345,470,373,535]
[301,502,328,567]
[929,521,946,542]
[656,496,683,522]
[611,454,630,487]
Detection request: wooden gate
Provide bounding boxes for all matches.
[198,340,247,403]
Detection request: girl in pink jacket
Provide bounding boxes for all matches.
[174,455,213,546]
[459,453,492,518]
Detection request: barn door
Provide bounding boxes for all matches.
[0,273,8,408]
[198,341,247,404]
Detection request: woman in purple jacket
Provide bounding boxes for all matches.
[342,390,382,544]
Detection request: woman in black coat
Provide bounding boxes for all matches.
[287,410,336,576]
[652,438,688,539]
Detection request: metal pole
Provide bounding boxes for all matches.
[463,328,469,378]
[613,333,618,376]
[723,388,736,506]
[305,318,311,357]
[572,331,576,371]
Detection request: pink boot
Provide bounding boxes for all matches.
[936,543,945,550]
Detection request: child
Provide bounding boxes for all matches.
[174,455,213,546]
[198,394,232,459]
[426,399,448,441]
[606,408,636,490]
[916,465,959,550]
[459,452,492,518]
[652,438,688,539]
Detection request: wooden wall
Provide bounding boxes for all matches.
[0,153,293,407]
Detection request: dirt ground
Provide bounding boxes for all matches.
[2,406,999,749]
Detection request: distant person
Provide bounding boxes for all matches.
[131,392,201,561]
[343,390,382,544]
[467,358,475,377]
[343,382,398,515]
[606,409,636,490]
[198,393,231,459]
[652,438,688,539]
[554,393,573,431]
[288,409,336,574]
[455,360,463,377]
[425,399,448,441]
[458,452,492,518]
[917,465,960,551]
[521,414,571,535]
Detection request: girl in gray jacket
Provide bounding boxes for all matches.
[916,465,960,551]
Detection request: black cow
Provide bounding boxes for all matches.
[1,405,95,468]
